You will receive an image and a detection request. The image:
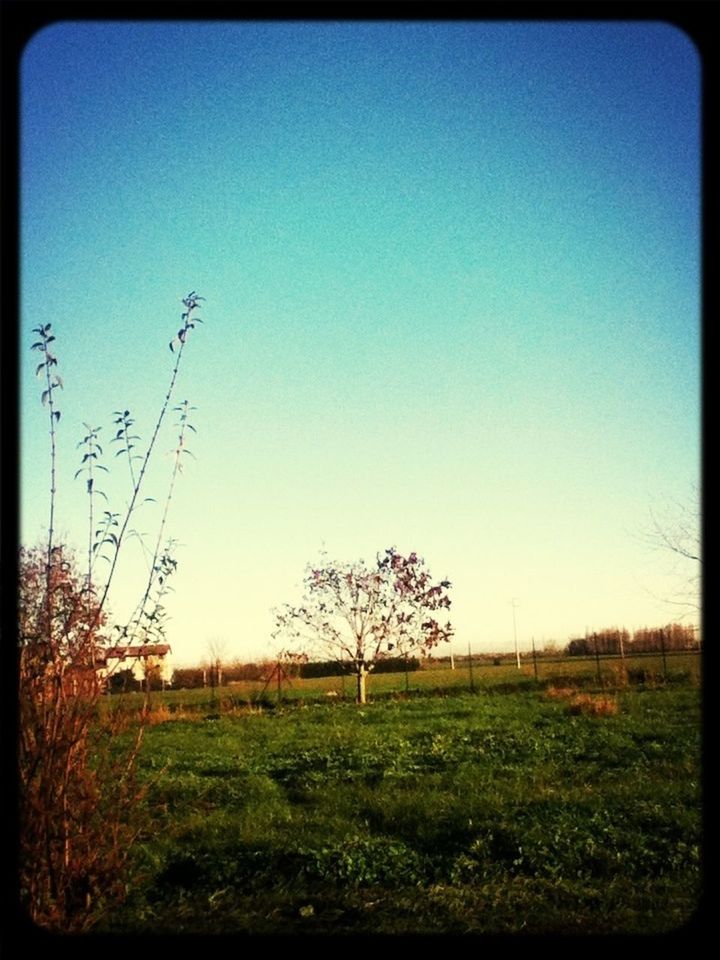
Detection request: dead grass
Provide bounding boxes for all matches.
[545,686,619,716]
[566,693,619,716]
[143,701,266,725]
[545,685,576,701]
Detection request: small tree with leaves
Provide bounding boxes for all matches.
[274,548,452,704]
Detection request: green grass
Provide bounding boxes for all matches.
[110,650,701,716]
[96,680,702,936]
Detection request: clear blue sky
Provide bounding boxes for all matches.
[20,20,701,666]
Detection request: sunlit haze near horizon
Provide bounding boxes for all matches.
[20,20,701,666]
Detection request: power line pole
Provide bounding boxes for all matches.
[510,598,521,670]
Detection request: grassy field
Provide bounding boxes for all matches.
[114,651,702,716]
[95,666,702,936]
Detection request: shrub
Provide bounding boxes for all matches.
[20,293,204,931]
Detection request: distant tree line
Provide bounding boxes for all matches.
[566,623,698,657]
[171,661,269,689]
[169,655,422,689]
[299,657,421,678]
[165,624,698,690]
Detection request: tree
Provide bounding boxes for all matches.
[273,548,452,704]
[644,489,701,619]
[204,636,227,709]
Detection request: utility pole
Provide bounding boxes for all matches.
[510,598,521,670]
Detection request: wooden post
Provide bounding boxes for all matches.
[531,635,539,682]
[659,627,668,679]
[593,632,602,685]
[468,642,475,693]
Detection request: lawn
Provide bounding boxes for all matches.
[96,675,702,936]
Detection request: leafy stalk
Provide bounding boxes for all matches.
[31,323,63,634]
[74,424,109,589]
[91,293,204,633]
[124,400,196,642]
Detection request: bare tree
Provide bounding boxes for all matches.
[205,636,227,708]
[274,547,452,704]
[644,489,701,619]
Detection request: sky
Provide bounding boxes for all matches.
[19,20,701,666]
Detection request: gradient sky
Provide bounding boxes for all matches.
[20,20,701,666]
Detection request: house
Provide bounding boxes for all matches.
[96,643,173,688]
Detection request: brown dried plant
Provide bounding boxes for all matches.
[566,694,619,717]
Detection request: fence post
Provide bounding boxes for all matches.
[593,633,602,686]
[531,635,539,682]
[659,627,668,679]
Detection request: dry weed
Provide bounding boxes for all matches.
[567,693,619,716]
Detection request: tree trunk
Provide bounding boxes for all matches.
[356,665,367,705]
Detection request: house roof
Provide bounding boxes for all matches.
[99,644,172,661]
